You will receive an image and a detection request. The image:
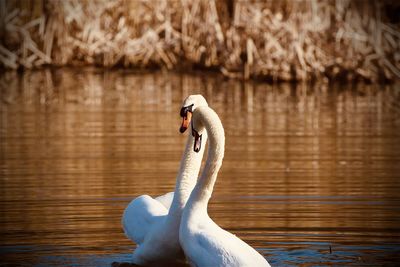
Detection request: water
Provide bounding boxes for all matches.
[1,68,400,266]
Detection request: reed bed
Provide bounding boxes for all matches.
[1,0,399,82]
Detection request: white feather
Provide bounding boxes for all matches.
[180,106,271,267]
[155,192,175,209]
[121,95,209,265]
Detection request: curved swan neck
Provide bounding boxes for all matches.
[188,107,225,210]
[167,129,207,217]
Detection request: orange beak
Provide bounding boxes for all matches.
[180,111,192,133]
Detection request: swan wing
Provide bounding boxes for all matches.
[155,191,175,209]
[185,221,270,267]
[122,195,168,244]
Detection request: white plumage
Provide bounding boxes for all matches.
[180,106,271,267]
[122,95,209,265]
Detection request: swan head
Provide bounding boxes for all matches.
[190,107,208,153]
[179,95,208,134]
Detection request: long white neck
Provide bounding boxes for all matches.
[186,107,225,214]
[166,128,207,220]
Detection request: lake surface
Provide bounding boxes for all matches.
[1,69,400,266]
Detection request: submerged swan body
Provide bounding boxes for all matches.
[122,95,208,265]
[179,106,271,267]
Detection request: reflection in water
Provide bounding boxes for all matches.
[1,69,400,266]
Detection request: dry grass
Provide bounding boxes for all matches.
[1,0,399,82]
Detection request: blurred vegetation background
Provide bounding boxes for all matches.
[1,0,399,82]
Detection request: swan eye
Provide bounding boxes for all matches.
[180,104,194,117]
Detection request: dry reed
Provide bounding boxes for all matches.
[1,0,399,82]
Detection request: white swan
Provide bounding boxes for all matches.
[122,95,208,265]
[179,105,271,267]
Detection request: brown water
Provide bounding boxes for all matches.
[1,69,400,266]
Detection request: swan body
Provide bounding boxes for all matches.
[122,95,208,265]
[179,106,270,267]
[155,191,175,209]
